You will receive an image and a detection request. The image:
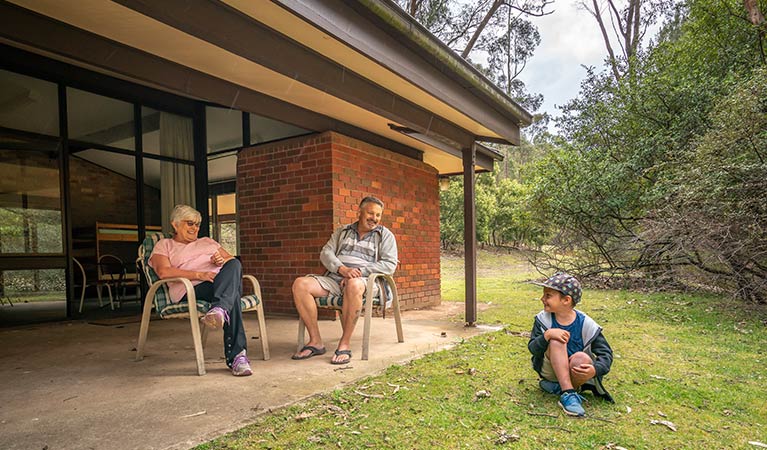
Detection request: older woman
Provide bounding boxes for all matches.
[149,204,251,376]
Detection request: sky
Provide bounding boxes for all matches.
[516,1,609,127]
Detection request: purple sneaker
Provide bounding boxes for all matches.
[232,351,252,377]
[202,306,229,330]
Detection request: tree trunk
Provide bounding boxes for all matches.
[590,0,622,81]
[462,0,504,58]
[745,0,766,26]
[408,0,421,17]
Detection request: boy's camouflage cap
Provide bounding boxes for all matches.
[532,272,582,305]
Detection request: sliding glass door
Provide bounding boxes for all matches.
[0,69,66,324]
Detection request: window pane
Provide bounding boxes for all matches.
[0,69,59,136]
[70,149,137,227]
[208,154,236,183]
[142,107,193,161]
[217,193,236,216]
[2,269,66,298]
[0,149,62,254]
[0,269,67,325]
[144,157,195,233]
[219,222,237,256]
[141,158,163,229]
[249,113,307,145]
[67,88,134,151]
[207,106,242,153]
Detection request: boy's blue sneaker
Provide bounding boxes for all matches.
[539,379,562,395]
[558,391,586,416]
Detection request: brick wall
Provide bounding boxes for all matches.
[237,131,441,315]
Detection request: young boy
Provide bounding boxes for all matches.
[528,272,614,416]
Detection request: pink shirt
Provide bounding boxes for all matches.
[148,237,222,303]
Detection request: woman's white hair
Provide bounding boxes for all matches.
[170,204,201,225]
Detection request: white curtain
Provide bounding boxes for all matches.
[159,112,195,233]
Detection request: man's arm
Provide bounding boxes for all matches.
[319,227,345,273]
[360,229,398,276]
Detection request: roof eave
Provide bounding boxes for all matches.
[356,0,534,128]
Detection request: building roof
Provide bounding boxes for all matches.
[1,0,532,173]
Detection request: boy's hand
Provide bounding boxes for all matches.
[571,363,596,379]
[544,329,570,343]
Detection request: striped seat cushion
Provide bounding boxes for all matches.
[160,298,212,319]
[315,294,382,309]
[159,294,262,319]
[240,294,261,311]
[140,233,172,312]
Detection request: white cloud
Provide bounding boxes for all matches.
[519,1,608,120]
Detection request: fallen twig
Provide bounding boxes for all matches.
[354,390,384,399]
[386,382,406,394]
[650,419,677,432]
[531,425,574,433]
[180,410,206,418]
[526,411,558,418]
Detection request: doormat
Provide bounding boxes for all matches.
[87,316,155,326]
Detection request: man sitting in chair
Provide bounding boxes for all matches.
[149,204,252,376]
[292,196,398,364]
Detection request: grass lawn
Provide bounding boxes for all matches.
[196,250,767,449]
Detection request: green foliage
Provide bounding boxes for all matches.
[439,169,543,250]
[645,67,767,301]
[0,207,63,254]
[427,0,766,301]
[523,0,767,301]
[438,177,464,249]
[0,207,65,294]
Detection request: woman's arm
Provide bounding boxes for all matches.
[150,253,215,282]
[211,246,236,266]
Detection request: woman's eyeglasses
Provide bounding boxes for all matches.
[183,220,201,227]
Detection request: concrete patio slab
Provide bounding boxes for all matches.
[0,303,496,450]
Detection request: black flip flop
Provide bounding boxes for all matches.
[331,349,352,365]
[291,345,326,360]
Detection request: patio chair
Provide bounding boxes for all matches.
[97,254,126,306]
[297,274,404,360]
[74,257,114,313]
[135,232,269,375]
[97,253,144,307]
